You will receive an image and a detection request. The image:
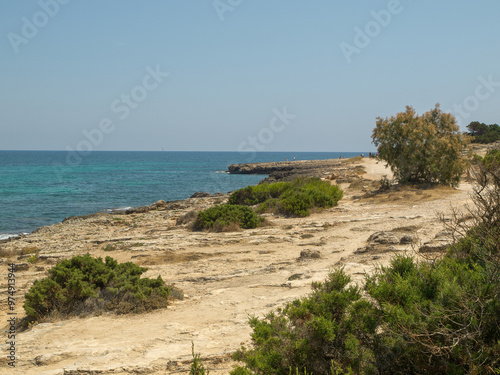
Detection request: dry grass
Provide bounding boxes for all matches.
[0,246,37,259]
[361,185,458,204]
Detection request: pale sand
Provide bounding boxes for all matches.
[0,157,473,374]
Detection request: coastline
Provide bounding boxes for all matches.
[0,155,363,242]
[0,156,475,374]
[0,151,363,239]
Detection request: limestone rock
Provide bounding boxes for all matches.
[298,249,321,260]
[368,232,399,245]
[190,192,211,198]
[399,234,415,244]
[148,200,166,210]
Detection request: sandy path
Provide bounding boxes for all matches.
[0,158,473,375]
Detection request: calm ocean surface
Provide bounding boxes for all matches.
[0,151,361,238]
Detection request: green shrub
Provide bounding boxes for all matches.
[23,254,182,322]
[366,253,500,374]
[193,204,260,232]
[279,191,311,217]
[190,342,210,375]
[229,178,343,217]
[229,182,292,206]
[232,269,377,375]
[234,252,500,374]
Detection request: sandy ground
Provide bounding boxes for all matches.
[0,157,474,374]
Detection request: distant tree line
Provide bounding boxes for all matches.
[467,121,500,144]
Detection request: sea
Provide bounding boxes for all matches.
[0,151,362,239]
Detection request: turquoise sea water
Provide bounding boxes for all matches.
[0,151,361,238]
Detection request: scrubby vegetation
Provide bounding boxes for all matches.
[231,149,500,375]
[192,178,342,232]
[229,177,343,217]
[232,268,376,375]
[190,342,210,375]
[467,121,500,144]
[23,254,182,323]
[233,255,500,374]
[193,204,261,232]
[372,104,469,187]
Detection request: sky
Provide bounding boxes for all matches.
[1,0,499,152]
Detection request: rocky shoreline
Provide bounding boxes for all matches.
[0,157,475,374]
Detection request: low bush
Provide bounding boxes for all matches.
[193,204,260,232]
[233,250,500,375]
[23,254,182,323]
[232,268,376,375]
[367,253,500,374]
[229,178,343,217]
[229,182,292,206]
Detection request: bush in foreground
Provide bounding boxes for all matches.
[23,254,182,322]
[193,204,260,232]
[232,250,500,375]
[229,178,343,217]
[232,269,377,375]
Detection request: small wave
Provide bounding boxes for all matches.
[106,207,133,213]
[0,233,28,241]
[214,171,229,174]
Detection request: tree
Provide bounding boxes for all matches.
[372,104,469,186]
[467,121,500,144]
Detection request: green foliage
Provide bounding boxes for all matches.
[229,182,293,206]
[193,204,260,231]
[232,269,377,375]
[366,253,500,374]
[23,254,182,322]
[229,178,343,217]
[467,121,500,144]
[372,104,469,187]
[235,249,500,374]
[190,342,210,375]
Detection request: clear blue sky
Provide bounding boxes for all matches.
[1,0,499,152]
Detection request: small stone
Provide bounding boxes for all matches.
[400,234,415,244]
[368,232,399,245]
[288,273,303,281]
[190,192,211,198]
[15,263,29,271]
[298,249,321,260]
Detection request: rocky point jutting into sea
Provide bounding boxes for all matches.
[0,156,476,374]
[227,158,366,183]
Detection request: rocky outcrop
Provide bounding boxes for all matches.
[227,159,343,175]
[227,158,366,183]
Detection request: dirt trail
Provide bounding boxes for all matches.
[0,158,473,374]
